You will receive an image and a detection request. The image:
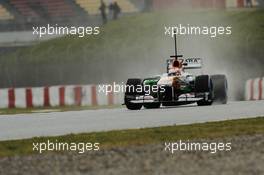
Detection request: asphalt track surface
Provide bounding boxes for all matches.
[0,100,264,141]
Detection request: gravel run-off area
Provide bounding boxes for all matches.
[0,134,264,175]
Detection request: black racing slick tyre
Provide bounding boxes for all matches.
[195,75,211,93]
[143,103,161,109]
[124,78,142,110]
[195,75,213,106]
[125,99,142,110]
[211,75,228,104]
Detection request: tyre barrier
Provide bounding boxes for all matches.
[0,85,124,108]
[245,77,264,101]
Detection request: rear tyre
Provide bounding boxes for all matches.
[211,75,228,104]
[143,103,161,109]
[124,78,143,110]
[195,75,213,106]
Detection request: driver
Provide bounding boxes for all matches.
[169,59,184,76]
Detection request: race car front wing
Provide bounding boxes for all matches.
[128,92,210,104]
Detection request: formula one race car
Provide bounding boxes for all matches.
[124,34,228,110]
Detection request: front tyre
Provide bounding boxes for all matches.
[197,98,213,106]
[125,99,142,110]
[124,78,143,110]
[143,103,161,109]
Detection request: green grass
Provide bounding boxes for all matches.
[0,117,263,157]
[0,105,122,115]
[1,9,264,65]
[0,9,263,87]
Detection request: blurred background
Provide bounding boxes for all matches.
[0,0,263,100]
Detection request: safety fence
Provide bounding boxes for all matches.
[152,0,259,9]
[0,85,123,108]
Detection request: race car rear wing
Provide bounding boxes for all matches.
[180,58,202,69]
